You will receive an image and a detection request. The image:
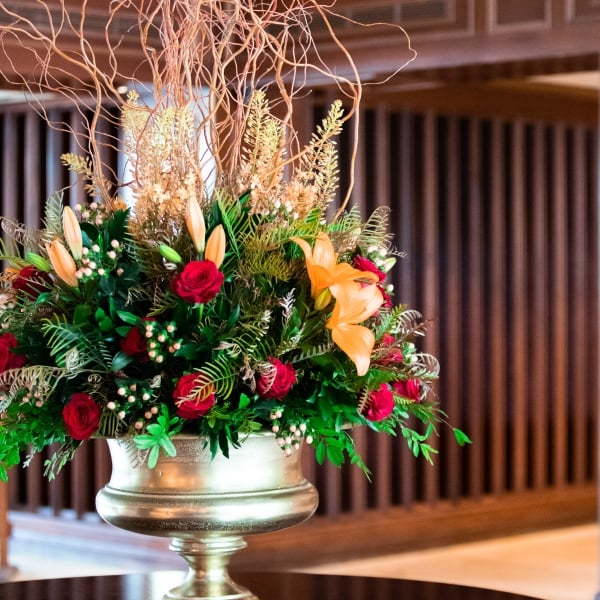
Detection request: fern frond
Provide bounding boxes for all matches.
[196,354,237,400]
[0,365,70,410]
[406,353,440,380]
[327,207,363,253]
[97,410,126,438]
[238,238,294,282]
[41,318,111,371]
[0,217,42,257]
[382,308,425,339]
[42,191,65,242]
[358,206,393,251]
[215,311,274,362]
[292,342,335,364]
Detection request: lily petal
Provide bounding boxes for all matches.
[328,281,384,325]
[325,281,383,374]
[186,197,206,253]
[291,233,378,301]
[330,323,375,376]
[205,225,226,268]
[62,206,82,260]
[46,239,79,287]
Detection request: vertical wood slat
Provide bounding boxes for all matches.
[531,123,549,490]
[589,131,599,482]
[348,107,368,515]
[489,119,507,495]
[396,111,416,510]
[373,105,392,511]
[443,115,462,501]
[467,117,484,498]
[570,125,587,485]
[510,119,528,493]
[422,111,440,505]
[551,123,569,487]
[2,113,18,221]
[46,110,64,199]
[23,112,41,227]
[71,446,89,518]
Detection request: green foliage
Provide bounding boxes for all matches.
[41,318,112,371]
[133,405,183,469]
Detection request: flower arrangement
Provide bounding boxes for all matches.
[0,1,469,481]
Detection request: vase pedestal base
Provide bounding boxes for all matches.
[164,536,257,600]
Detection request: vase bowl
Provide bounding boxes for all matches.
[96,433,318,600]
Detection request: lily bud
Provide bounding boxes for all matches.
[186,197,206,253]
[62,206,83,260]
[24,252,51,273]
[46,239,78,287]
[159,244,182,264]
[205,225,225,268]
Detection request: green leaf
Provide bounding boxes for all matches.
[116,310,139,325]
[159,436,177,457]
[100,276,117,296]
[315,440,326,464]
[111,351,133,372]
[453,428,472,446]
[148,445,160,469]
[238,393,251,410]
[326,444,345,466]
[73,304,92,325]
[133,435,155,450]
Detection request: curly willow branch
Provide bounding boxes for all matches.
[0,0,414,210]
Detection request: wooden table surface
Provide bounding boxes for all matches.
[0,571,543,599]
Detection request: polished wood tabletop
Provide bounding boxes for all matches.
[0,571,542,600]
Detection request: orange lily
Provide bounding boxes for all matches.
[205,225,225,268]
[326,281,384,376]
[291,233,377,308]
[62,206,82,260]
[186,197,206,253]
[46,239,79,287]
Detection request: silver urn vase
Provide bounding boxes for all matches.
[95,433,319,600]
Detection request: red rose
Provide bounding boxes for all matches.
[12,266,51,298]
[352,255,385,282]
[173,372,216,419]
[256,358,296,400]
[363,383,395,422]
[120,318,154,360]
[381,334,395,346]
[62,393,102,440]
[376,336,403,366]
[0,333,26,373]
[170,260,224,304]
[392,378,421,402]
[378,285,393,308]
